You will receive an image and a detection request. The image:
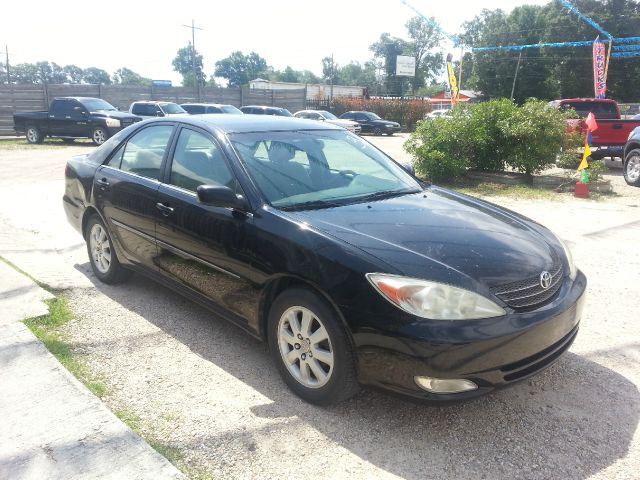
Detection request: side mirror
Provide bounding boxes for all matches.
[197,184,248,211]
[155,110,164,117]
[401,163,415,176]
[317,117,325,121]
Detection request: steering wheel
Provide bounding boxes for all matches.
[338,170,358,178]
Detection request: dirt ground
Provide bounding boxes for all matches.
[0,137,638,479]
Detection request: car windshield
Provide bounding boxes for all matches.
[221,105,243,114]
[365,112,381,120]
[230,130,421,209]
[319,111,338,120]
[81,99,117,112]
[161,103,187,114]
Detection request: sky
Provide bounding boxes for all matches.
[1,0,552,85]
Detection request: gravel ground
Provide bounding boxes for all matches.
[1,141,639,479]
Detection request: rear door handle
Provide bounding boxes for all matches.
[156,202,175,216]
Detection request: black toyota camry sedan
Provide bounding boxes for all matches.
[63,115,586,405]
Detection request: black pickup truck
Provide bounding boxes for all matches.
[13,97,141,145]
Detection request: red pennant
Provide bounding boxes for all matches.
[585,112,599,132]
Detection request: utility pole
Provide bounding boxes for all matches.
[182,20,203,101]
[330,54,334,103]
[5,45,10,84]
[510,51,522,102]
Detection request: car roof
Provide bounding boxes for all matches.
[142,114,342,134]
[54,97,102,102]
[241,105,284,110]
[132,100,175,105]
[181,103,232,107]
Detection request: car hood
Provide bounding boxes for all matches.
[283,188,558,290]
[326,119,358,128]
[91,110,140,120]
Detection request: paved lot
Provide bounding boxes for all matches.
[0,139,638,479]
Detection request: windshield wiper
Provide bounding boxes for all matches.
[356,189,420,203]
[280,199,345,211]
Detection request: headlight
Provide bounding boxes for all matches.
[105,118,121,128]
[555,235,577,280]
[366,273,506,320]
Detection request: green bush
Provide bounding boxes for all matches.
[404,111,472,182]
[405,98,575,182]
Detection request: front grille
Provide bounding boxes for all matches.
[492,254,564,310]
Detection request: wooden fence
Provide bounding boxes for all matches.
[0,84,307,136]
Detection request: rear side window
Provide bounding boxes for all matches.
[169,129,235,191]
[117,125,174,180]
[51,100,74,116]
[205,106,222,113]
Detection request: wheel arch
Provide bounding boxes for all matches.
[258,275,355,349]
[81,206,107,239]
[624,143,640,160]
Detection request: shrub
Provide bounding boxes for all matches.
[404,111,471,182]
[405,98,575,182]
[331,97,431,132]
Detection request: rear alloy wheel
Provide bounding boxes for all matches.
[26,125,43,144]
[373,126,383,136]
[85,215,131,284]
[624,149,640,187]
[268,288,358,405]
[91,127,108,146]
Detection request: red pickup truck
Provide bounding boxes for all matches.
[549,98,640,159]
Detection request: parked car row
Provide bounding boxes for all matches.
[14,96,402,145]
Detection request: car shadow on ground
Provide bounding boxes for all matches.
[77,268,639,480]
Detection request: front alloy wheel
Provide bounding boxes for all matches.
[268,288,358,405]
[624,150,640,187]
[277,306,334,388]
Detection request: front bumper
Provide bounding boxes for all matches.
[351,271,587,401]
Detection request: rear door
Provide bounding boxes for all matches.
[154,126,258,325]
[94,123,176,271]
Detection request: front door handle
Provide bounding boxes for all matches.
[95,178,110,188]
[156,202,175,216]
[612,124,623,130]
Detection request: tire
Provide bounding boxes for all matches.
[85,215,131,284]
[624,149,640,187]
[91,127,109,146]
[373,126,383,136]
[26,125,43,144]
[267,288,359,405]
[62,138,75,144]
[386,132,395,136]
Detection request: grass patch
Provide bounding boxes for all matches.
[0,138,94,150]
[448,182,562,201]
[24,297,109,399]
[115,409,142,432]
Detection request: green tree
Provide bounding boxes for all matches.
[369,33,410,95]
[112,67,151,86]
[405,16,444,93]
[273,66,301,83]
[214,51,269,87]
[172,43,205,88]
[321,56,339,84]
[34,61,67,83]
[63,65,84,84]
[12,63,40,83]
[82,67,111,85]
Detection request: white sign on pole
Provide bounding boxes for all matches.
[396,56,416,77]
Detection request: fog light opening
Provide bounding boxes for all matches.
[414,376,478,394]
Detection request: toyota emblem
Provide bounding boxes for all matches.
[540,271,552,289]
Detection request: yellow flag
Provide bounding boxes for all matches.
[578,143,591,171]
